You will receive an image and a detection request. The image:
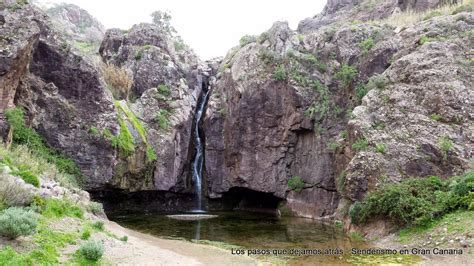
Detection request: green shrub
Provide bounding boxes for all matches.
[287,176,305,192]
[78,241,104,262]
[120,235,128,242]
[430,113,442,121]
[334,220,343,229]
[134,50,143,61]
[340,130,348,140]
[375,143,387,154]
[88,126,99,136]
[11,170,40,188]
[81,229,91,240]
[373,122,385,130]
[0,176,33,207]
[92,221,105,231]
[297,34,304,42]
[437,135,453,160]
[353,172,474,226]
[423,10,442,20]
[174,40,186,51]
[239,35,256,47]
[260,49,279,65]
[352,138,369,151]
[367,74,388,90]
[355,83,368,102]
[273,65,286,81]
[301,54,327,73]
[4,108,82,185]
[40,199,84,219]
[155,109,171,131]
[0,207,38,239]
[328,142,341,151]
[349,202,363,224]
[157,84,171,97]
[334,64,358,88]
[419,36,430,45]
[359,37,375,55]
[88,202,104,216]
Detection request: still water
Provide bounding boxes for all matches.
[110,211,369,265]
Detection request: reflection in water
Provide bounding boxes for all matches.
[194,220,201,240]
[110,211,367,264]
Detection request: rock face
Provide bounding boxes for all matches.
[45,3,105,44]
[1,1,210,194]
[2,4,119,188]
[0,3,39,112]
[343,12,474,203]
[204,21,348,218]
[99,23,209,192]
[204,0,473,220]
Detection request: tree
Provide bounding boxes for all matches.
[150,10,176,35]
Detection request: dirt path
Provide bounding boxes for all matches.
[102,221,259,266]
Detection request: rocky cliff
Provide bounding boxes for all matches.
[204,0,473,220]
[1,0,472,230]
[0,2,206,194]
[45,3,105,45]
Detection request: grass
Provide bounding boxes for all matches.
[398,210,474,243]
[73,41,98,55]
[381,0,474,27]
[0,205,81,265]
[38,198,84,219]
[11,170,40,188]
[100,63,133,100]
[423,10,443,20]
[348,231,364,242]
[4,108,82,187]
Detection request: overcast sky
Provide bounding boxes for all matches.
[37,0,325,59]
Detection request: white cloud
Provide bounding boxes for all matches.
[38,0,325,59]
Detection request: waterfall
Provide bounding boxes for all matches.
[191,88,210,211]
